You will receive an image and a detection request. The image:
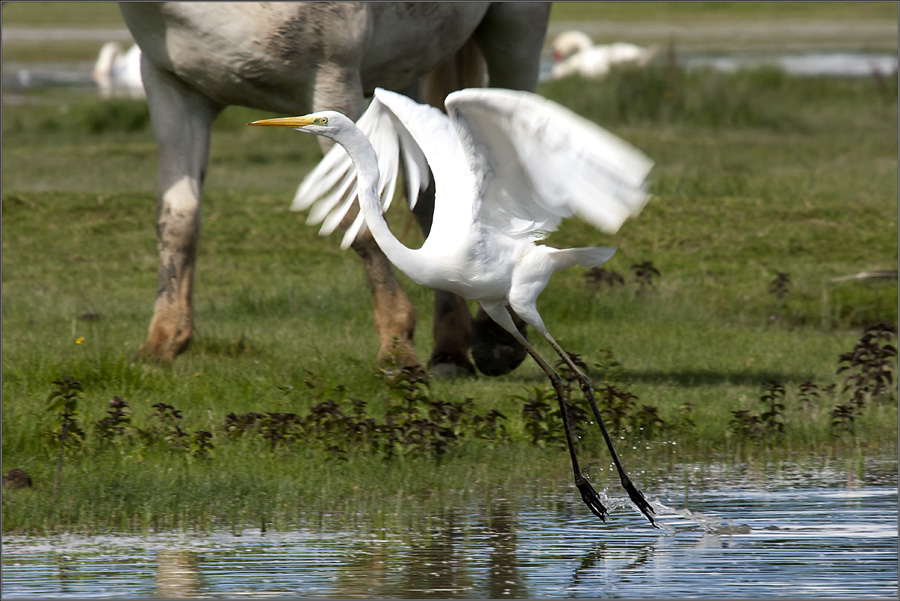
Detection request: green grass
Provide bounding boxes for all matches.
[3,2,895,28]
[550,2,898,23]
[2,2,127,27]
[3,64,897,533]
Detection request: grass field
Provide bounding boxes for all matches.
[2,5,897,534]
[3,2,896,26]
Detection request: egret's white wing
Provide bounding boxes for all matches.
[445,88,653,238]
[372,88,475,234]
[292,95,429,248]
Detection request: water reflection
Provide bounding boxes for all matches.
[484,500,525,598]
[2,460,897,598]
[155,549,201,599]
[399,510,473,598]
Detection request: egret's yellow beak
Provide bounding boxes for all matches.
[248,115,315,128]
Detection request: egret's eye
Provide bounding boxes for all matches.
[316,117,328,126]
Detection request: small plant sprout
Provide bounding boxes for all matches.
[728,381,787,443]
[584,267,625,292]
[630,260,661,296]
[768,271,792,302]
[797,381,820,411]
[141,403,188,449]
[837,322,897,406]
[759,381,786,435]
[95,397,133,448]
[189,431,215,459]
[830,404,857,436]
[47,377,85,497]
[767,270,792,321]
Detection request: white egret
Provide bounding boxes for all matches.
[250,87,656,526]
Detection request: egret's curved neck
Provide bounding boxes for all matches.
[338,126,423,280]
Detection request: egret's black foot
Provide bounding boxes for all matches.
[621,474,657,528]
[576,478,608,522]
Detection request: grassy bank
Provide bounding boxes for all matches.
[3,59,897,533]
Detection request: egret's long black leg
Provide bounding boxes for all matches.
[522,343,609,522]
[543,334,658,528]
[480,304,608,522]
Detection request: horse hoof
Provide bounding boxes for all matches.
[471,312,528,376]
[428,360,477,380]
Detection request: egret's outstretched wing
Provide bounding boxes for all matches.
[292,95,429,248]
[372,88,476,234]
[445,88,653,238]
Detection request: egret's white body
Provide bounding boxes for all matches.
[251,88,657,525]
[92,42,145,99]
[551,31,657,79]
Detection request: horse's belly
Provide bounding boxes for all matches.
[359,3,490,91]
[124,2,493,113]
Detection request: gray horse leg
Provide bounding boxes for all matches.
[476,2,551,91]
[136,61,222,362]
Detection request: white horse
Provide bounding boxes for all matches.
[551,30,657,79]
[119,2,551,374]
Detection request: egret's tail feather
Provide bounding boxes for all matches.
[551,246,616,270]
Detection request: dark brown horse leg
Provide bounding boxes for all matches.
[409,178,476,377]
[470,306,528,376]
[429,291,476,377]
[136,61,222,363]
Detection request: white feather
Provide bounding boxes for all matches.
[292,96,430,245]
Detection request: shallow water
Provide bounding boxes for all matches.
[683,52,898,77]
[2,50,897,100]
[3,461,897,599]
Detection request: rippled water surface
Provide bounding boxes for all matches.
[3,461,897,599]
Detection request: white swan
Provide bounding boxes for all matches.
[551,30,658,79]
[92,42,145,99]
